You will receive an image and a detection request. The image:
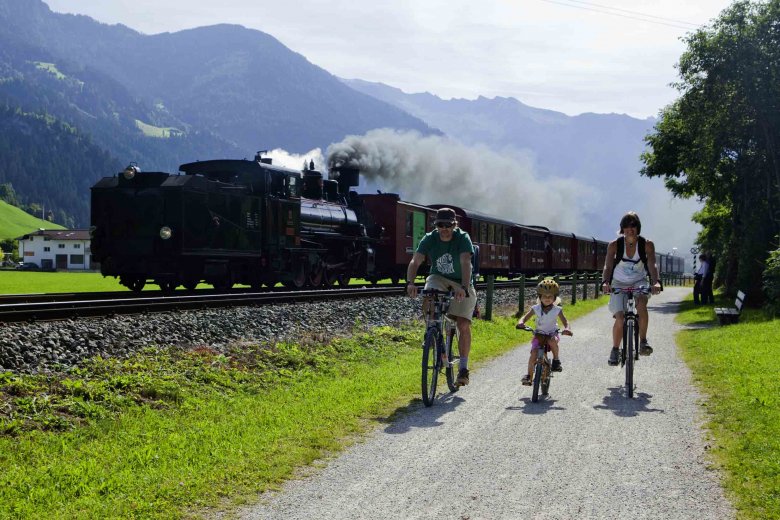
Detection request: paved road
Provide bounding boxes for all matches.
[236,287,733,520]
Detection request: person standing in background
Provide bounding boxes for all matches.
[693,254,709,305]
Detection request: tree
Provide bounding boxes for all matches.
[641,0,780,303]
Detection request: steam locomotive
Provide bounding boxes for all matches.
[90,153,684,292]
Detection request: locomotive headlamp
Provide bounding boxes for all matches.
[159,226,172,240]
[122,163,140,180]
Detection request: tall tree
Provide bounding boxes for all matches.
[642,0,780,301]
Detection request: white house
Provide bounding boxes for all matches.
[16,229,93,270]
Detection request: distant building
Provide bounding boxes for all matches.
[16,229,93,270]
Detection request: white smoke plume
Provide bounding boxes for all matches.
[326,129,599,233]
[267,147,326,171]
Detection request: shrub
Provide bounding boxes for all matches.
[762,244,780,317]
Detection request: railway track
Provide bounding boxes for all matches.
[0,278,601,323]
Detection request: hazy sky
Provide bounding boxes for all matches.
[45,0,734,118]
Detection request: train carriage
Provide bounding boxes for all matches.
[509,225,548,275]
[542,228,575,272]
[358,193,436,283]
[575,235,597,271]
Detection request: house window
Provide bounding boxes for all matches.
[74,244,81,249]
[58,244,65,249]
[70,255,84,265]
[44,247,50,252]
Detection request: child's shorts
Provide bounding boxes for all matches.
[531,334,559,350]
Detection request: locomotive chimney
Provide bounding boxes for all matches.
[328,165,360,195]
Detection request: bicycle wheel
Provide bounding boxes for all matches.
[541,360,551,396]
[531,356,543,402]
[625,319,634,398]
[421,327,440,406]
[445,325,460,393]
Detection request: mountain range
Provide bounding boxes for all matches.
[0,0,688,248]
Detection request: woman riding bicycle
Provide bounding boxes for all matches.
[601,211,662,366]
[516,278,572,386]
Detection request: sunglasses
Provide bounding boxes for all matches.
[436,222,455,229]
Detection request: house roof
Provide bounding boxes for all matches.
[16,229,90,241]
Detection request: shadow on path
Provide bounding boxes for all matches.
[380,393,465,434]
[506,396,566,415]
[593,387,665,417]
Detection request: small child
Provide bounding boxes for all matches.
[516,278,572,386]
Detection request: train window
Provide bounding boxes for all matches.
[488,224,495,244]
[480,222,487,244]
[405,211,413,237]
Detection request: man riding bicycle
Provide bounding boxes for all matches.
[601,211,662,366]
[406,208,476,386]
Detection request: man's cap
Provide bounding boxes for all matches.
[433,207,457,224]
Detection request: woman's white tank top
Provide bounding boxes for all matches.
[613,246,647,285]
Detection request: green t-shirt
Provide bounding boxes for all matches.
[416,228,474,283]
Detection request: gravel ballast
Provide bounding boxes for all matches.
[0,286,548,373]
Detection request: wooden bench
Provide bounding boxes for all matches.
[715,290,745,325]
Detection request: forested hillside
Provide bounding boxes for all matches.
[0,105,121,227]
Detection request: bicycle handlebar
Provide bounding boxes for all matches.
[515,324,572,336]
[420,288,455,297]
[611,286,651,295]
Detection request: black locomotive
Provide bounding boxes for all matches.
[90,153,374,291]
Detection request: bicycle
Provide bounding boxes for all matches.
[611,286,651,398]
[419,288,461,406]
[516,325,572,402]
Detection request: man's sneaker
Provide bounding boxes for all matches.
[608,348,620,366]
[521,374,532,386]
[456,369,470,386]
[639,340,653,356]
[551,359,562,372]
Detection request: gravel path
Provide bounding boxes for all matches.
[235,287,734,520]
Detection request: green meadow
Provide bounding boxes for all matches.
[0,200,64,241]
[676,295,780,520]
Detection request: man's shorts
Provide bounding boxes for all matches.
[608,280,651,316]
[424,274,477,322]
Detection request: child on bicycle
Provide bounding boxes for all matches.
[516,278,572,386]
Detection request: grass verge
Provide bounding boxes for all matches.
[676,294,780,520]
[0,296,607,519]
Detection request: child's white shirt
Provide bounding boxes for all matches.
[532,303,562,334]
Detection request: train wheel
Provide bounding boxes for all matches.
[158,281,177,293]
[183,279,199,291]
[324,256,340,287]
[283,261,307,289]
[337,274,352,287]
[127,279,145,293]
[212,278,233,291]
[309,263,324,288]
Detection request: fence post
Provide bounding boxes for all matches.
[571,272,578,305]
[518,273,526,315]
[582,272,588,301]
[484,274,494,321]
